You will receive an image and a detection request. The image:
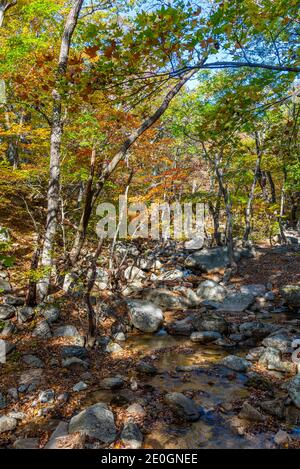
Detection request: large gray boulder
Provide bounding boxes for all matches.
[69,403,116,443]
[53,325,79,337]
[281,285,300,308]
[126,299,163,333]
[32,320,52,339]
[0,415,17,433]
[193,316,228,334]
[240,284,266,297]
[288,374,300,409]
[185,247,230,272]
[262,332,292,353]
[218,292,255,312]
[142,288,192,310]
[190,331,221,343]
[221,355,251,372]
[196,280,226,302]
[0,304,15,320]
[165,392,201,421]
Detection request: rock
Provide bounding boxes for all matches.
[196,280,226,302]
[8,411,25,420]
[245,347,265,361]
[245,371,274,392]
[53,325,79,337]
[239,321,275,339]
[240,284,266,297]
[61,346,88,360]
[265,291,275,301]
[100,377,124,390]
[164,392,201,422]
[0,227,10,242]
[73,381,88,392]
[126,403,146,418]
[19,369,43,393]
[105,341,123,353]
[121,421,143,449]
[44,421,69,449]
[39,389,55,403]
[113,332,126,341]
[166,318,194,336]
[69,403,116,443]
[184,236,205,251]
[218,292,255,313]
[258,399,285,419]
[287,374,300,409]
[136,361,158,375]
[8,388,18,401]
[4,296,24,306]
[62,357,89,369]
[42,306,60,324]
[193,316,228,334]
[221,355,251,372]
[0,338,15,356]
[18,306,34,323]
[94,267,109,290]
[238,402,266,422]
[124,266,146,282]
[126,299,163,333]
[0,415,17,433]
[142,288,192,310]
[190,331,221,344]
[274,430,291,446]
[0,321,17,337]
[155,269,184,281]
[0,278,12,293]
[258,347,281,367]
[0,304,15,320]
[13,438,39,449]
[0,392,6,409]
[281,285,300,308]
[32,320,52,339]
[185,247,230,272]
[262,333,292,353]
[22,354,44,368]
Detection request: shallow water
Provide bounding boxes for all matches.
[84,333,274,448]
[123,335,270,449]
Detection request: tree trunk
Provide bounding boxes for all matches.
[37,0,84,302]
[243,134,262,242]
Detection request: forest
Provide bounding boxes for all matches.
[0,0,300,452]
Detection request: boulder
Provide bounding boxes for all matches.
[61,346,88,360]
[100,377,124,390]
[121,421,143,449]
[69,403,116,443]
[262,333,292,353]
[190,331,221,344]
[32,320,52,339]
[142,288,192,310]
[287,374,300,409]
[238,402,265,422]
[136,361,158,375]
[193,316,228,334]
[196,280,226,302]
[185,247,230,272]
[240,284,266,297]
[218,292,255,313]
[126,299,163,333]
[72,381,88,392]
[22,354,44,368]
[281,285,300,308]
[0,278,12,293]
[124,266,146,282]
[0,415,17,433]
[42,306,60,324]
[53,325,79,337]
[221,355,251,372]
[0,304,15,320]
[18,307,34,323]
[4,296,24,306]
[13,438,39,449]
[164,392,201,422]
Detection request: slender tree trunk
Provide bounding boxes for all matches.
[37,0,84,301]
[243,134,262,242]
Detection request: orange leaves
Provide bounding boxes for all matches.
[83,45,99,59]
